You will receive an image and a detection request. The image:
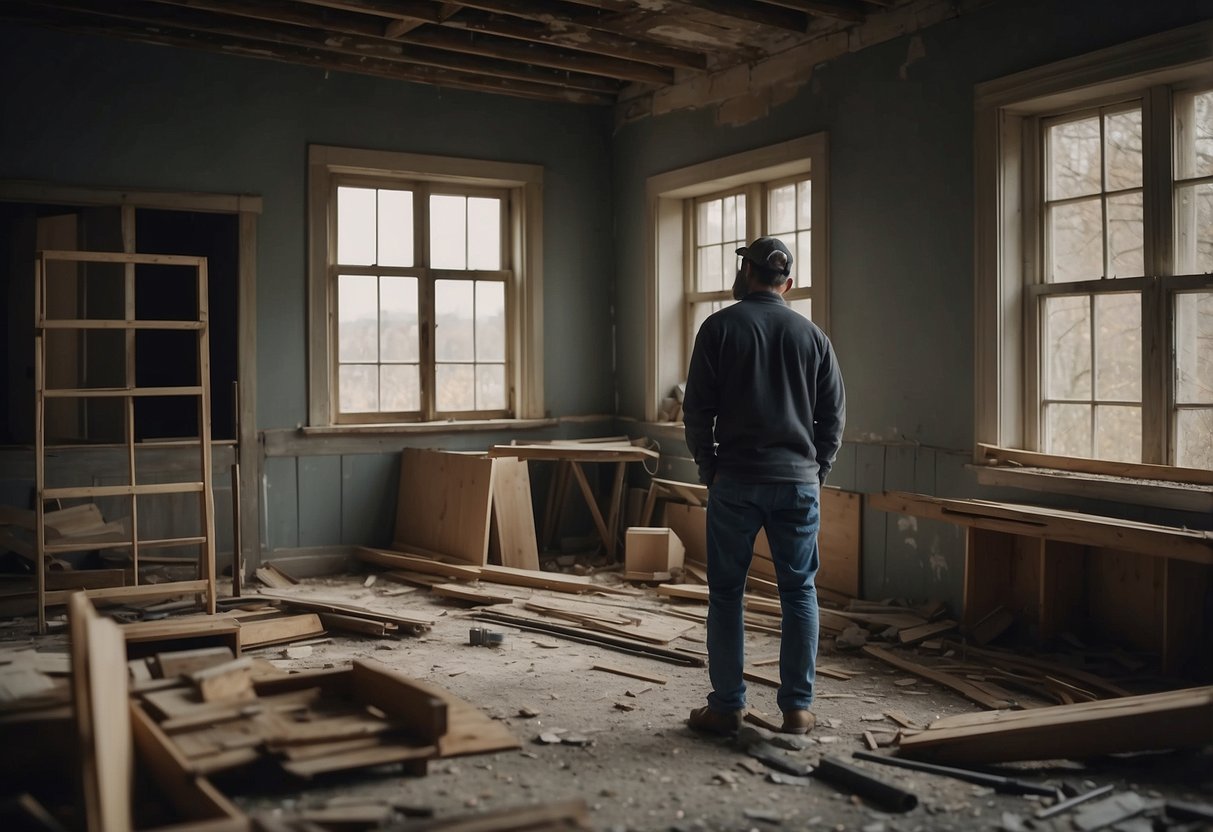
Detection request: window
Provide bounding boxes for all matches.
[646,135,829,421]
[975,24,1213,478]
[687,178,814,352]
[308,146,544,426]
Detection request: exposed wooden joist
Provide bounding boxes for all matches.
[432,1,708,70]
[6,5,613,105]
[32,0,622,93]
[760,0,867,23]
[384,2,461,38]
[405,25,673,84]
[144,0,671,84]
[291,0,444,20]
[562,0,810,34]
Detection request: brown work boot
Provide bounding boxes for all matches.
[687,705,744,736]
[780,709,816,734]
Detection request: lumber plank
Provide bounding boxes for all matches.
[128,702,244,821]
[488,444,658,462]
[863,646,1014,710]
[317,613,398,637]
[157,647,237,679]
[254,593,433,632]
[349,660,448,743]
[898,620,958,645]
[489,456,540,571]
[431,583,517,606]
[898,685,1213,764]
[237,614,325,649]
[70,593,133,832]
[190,659,254,703]
[355,546,483,581]
[479,564,609,594]
[591,663,668,685]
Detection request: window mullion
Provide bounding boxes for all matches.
[418,185,436,421]
[1142,85,1173,463]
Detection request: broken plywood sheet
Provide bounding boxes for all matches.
[394,448,495,566]
[489,456,540,571]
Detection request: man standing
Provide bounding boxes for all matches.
[682,236,846,736]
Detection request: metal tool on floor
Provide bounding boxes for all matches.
[851,750,1058,797]
[468,627,505,647]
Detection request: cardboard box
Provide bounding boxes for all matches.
[625,527,685,574]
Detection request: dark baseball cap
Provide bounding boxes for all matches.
[736,236,792,277]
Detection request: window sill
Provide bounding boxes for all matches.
[971,463,1213,515]
[263,417,564,457]
[300,418,558,437]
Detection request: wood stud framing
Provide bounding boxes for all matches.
[34,250,219,633]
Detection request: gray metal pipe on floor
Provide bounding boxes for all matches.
[813,756,918,813]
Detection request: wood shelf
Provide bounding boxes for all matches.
[43,482,205,500]
[44,535,207,555]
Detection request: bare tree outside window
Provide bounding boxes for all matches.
[1042,106,1145,461]
[333,185,509,421]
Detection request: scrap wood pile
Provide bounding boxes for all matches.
[0,593,601,832]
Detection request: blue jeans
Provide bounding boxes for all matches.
[705,477,820,714]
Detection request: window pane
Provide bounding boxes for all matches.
[1176,90,1213,180]
[1050,198,1103,282]
[1175,182,1213,275]
[339,365,377,413]
[380,276,418,363]
[697,244,723,292]
[736,195,747,241]
[1044,295,1091,399]
[691,302,713,342]
[698,199,722,245]
[436,363,474,411]
[769,184,795,234]
[1094,405,1141,462]
[1104,109,1142,191]
[475,281,506,362]
[1176,408,1213,469]
[788,298,811,321]
[380,364,419,412]
[796,231,811,288]
[476,364,506,410]
[1045,402,1091,457]
[337,187,375,266]
[1106,192,1143,277]
[1094,292,1141,401]
[468,197,501,270]
[722,196,736,245]
[796,179,812,229]
[1049,116,1101,200]
[430,194,467,269]
[435,279,474,361]
[1176,291,1213,404]
[337,275,377,363]
[377,189,414,267]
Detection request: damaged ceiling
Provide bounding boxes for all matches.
[2,0,907,106]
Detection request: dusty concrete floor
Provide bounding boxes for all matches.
[229,574,1213,831]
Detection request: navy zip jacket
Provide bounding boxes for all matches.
[683,291,846,486]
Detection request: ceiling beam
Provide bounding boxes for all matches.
[428,0,707,71]
[4,6,613,104]
[57,0,623,92]
[384,2,461,38]
[759,0,867,23]
[143,0,673,84]
[559,0,810,34]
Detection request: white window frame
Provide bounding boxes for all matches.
[974,21,1213,494]
[308,145,544,427]
[644,134,830,422]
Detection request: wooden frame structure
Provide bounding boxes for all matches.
[869,491,1213,676]
[34,250,218,633]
